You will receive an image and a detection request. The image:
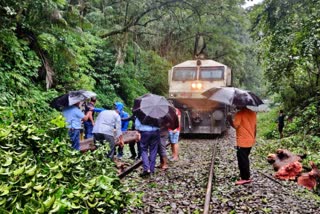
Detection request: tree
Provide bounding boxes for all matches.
[251,0,320,108]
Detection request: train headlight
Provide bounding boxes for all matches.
[191,82,202,89]
[213,110,224,120]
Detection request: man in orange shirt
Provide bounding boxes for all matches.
[228,106,256,185]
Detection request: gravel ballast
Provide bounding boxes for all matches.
[122,129,320,213]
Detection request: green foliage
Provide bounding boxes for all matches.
[0,0,269,212]
[286,99,320,136]
[0,30,41,96]
[139,50,171,96]
[0,95,140,213]
[257,109,278,139]
[251,0,320,110]
[113,65,148,107]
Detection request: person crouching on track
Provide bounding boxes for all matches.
[92,108,124,160]
[227,106,256,185]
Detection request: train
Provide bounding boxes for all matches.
[168,59,232,134]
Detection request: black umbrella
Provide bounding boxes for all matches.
[132,93,179,130]
[202,87,263,107]
[50,90,96,111]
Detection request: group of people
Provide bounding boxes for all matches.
[137,107,181,177]
[62,97,181,177]
[62,95,286,183]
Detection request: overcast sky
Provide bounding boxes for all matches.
[242,0,264,8]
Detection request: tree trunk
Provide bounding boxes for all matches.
[115,33,128,66]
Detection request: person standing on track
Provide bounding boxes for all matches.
[114,102,129,159]
[62,102,90,151]
[227,106,256,185]
[83,97,96,139]
[158,126,169,170]
[135,118,160,177]
[169,107,181,161]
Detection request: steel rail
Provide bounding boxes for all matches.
[118,159,143,179]
[118,142,171,179]
[203,142,217,214]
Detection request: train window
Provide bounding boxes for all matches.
[200,67,224,80]
[173,68,196,81]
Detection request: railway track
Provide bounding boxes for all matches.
[203,139,218,214]
[120,129,320,213]
[118,137,220,213]
[120,135,223,213]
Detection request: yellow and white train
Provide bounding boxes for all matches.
[168,59,232,134]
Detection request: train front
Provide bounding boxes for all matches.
[168,59,232,134]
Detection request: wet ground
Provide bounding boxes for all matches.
[121,129,320,213]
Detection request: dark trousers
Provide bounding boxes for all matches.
[140,130,160,173]
[236,147,252,180]
[84,122,94,139]
[68,129,81,150]
[117,146,124,157]
[93,133,115,159]
[129,141,141,158]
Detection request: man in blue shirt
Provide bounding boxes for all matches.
[115,102,129,159]
[62,102,90,151]
[135,118,160,177]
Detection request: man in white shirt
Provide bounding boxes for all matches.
[92,109,124,160]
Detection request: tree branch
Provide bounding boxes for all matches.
[101,0,186,38]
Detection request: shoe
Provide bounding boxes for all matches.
[139,171,150,178]
[129,156,136,160]
[135,156,141,161]
[169,157,178,162]
[235,179,252,185]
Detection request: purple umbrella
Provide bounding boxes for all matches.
[133,93,179,130]
[202,87,263,107]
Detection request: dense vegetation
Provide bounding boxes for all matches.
[249,0,320,196]
[0,0,319,212]
[249,0,320,136]
[0,0,261,212]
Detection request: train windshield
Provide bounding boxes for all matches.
[172,68,196,81]
[200,67,224,80]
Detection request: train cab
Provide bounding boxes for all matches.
[168,59,232,134]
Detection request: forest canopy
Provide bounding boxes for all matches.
[1,0,319,213]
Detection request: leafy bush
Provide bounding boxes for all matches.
[286,100,320,136]
[257,109,278,139]
[0,93,140,213]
